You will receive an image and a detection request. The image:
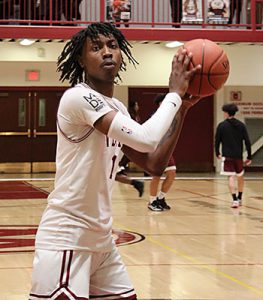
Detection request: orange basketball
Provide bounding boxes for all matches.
[178,39,230,97]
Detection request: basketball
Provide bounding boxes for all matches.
[178,39,230,97]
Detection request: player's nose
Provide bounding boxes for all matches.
[102,45,113,58]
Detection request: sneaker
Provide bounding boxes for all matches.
[238,199,242,206]
[158,198,171,210]
[148,200,163,211]
[132,180,144,197]
[231,201,239,208]
[116,166,127,176]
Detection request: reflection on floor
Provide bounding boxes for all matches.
[0,173,263,300]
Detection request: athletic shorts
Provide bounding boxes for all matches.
[165,156,176,172]
[29,246,136,300]
[220,157,244,176]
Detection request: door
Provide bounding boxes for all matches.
[0,88,64,173]
[129,87,214,172]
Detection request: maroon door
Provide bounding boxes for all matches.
[128,87,214,172]
[0,88,65,171]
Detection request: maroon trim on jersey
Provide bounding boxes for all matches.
[57,119,95,143]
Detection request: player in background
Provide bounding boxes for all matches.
[29,22,201,300]
[215,103,252,208]
[148,93,177,211]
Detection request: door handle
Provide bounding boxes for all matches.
[28,92,32,138]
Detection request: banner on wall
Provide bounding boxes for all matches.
[230,91,263,118]
[106,0,131,25]
[207,0,230,24]
[182,0,203,23]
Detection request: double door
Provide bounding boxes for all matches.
[0,88,65,173]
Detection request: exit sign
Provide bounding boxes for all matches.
[26,70,40,81]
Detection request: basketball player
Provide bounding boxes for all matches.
[29,22,201,300]
[215,103,252,208]
[148,94,176,211]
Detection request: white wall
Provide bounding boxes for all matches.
[1,42,263,87]
[0,41,262,171]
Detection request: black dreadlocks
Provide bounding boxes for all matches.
[57,22,138,86]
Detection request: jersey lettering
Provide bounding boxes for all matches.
[83,93,105,111]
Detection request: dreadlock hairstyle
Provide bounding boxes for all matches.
[57,22,138,86]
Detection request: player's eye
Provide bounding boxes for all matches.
[92,44,100,51]
[110,41,118,49]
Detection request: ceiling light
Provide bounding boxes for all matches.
[165,41,184,48]
[19,39,36,46]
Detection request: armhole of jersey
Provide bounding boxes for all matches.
[57,119,95,143]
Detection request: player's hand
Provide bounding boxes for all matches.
[244,159,252,166]
[169,50,201,98]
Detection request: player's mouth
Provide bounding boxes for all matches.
[101,60,116,70]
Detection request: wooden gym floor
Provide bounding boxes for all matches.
[0,173,262,300]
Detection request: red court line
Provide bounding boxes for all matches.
[0,181,49,199]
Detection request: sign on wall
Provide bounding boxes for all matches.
[182,0,203,23]
[207,0,230,23]
[106,0,131,26]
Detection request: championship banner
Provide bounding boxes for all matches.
[207,0,230,24]
[182,0,203,23]
[106,0,131,26]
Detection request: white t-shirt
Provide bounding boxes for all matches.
[35,83,129,252]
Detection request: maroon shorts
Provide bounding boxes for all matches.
[165,156,176,172]
[220,157,244,176]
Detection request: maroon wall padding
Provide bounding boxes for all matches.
[129,87,214,172]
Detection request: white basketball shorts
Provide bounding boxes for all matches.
[29,246,136,300]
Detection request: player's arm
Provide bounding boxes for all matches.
[243,126,252,160]
[121,97,197,176]
[94,50,201,175]
[214,125,221,159]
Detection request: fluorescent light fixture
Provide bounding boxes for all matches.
[165,41,184,48]
[19,39,36,46]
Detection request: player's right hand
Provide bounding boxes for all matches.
[169,50,201,98]
[244,159,252,166]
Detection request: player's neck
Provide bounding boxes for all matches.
[86,80,114,98]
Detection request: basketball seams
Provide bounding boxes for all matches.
[208,50,228,90]
[198,39,206,96]
[180,39,229,96]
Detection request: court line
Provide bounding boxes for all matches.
[0,176,262,182]
[115,222,263,297]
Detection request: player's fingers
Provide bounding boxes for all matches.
[182,52,192,71]
[188,63,201,79]
[177,49,187,64]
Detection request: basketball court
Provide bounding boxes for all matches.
[0,172,262,300]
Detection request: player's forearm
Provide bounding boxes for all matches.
[123,102,190,176]
[144,103,190,175]
[108,93,182,153]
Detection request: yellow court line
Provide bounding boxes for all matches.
[115,222,263,297]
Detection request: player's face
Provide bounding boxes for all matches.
[80,34,122,84]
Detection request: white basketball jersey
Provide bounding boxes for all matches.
[35,83,129,252]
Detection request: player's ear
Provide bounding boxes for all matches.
[78,56,84,68]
